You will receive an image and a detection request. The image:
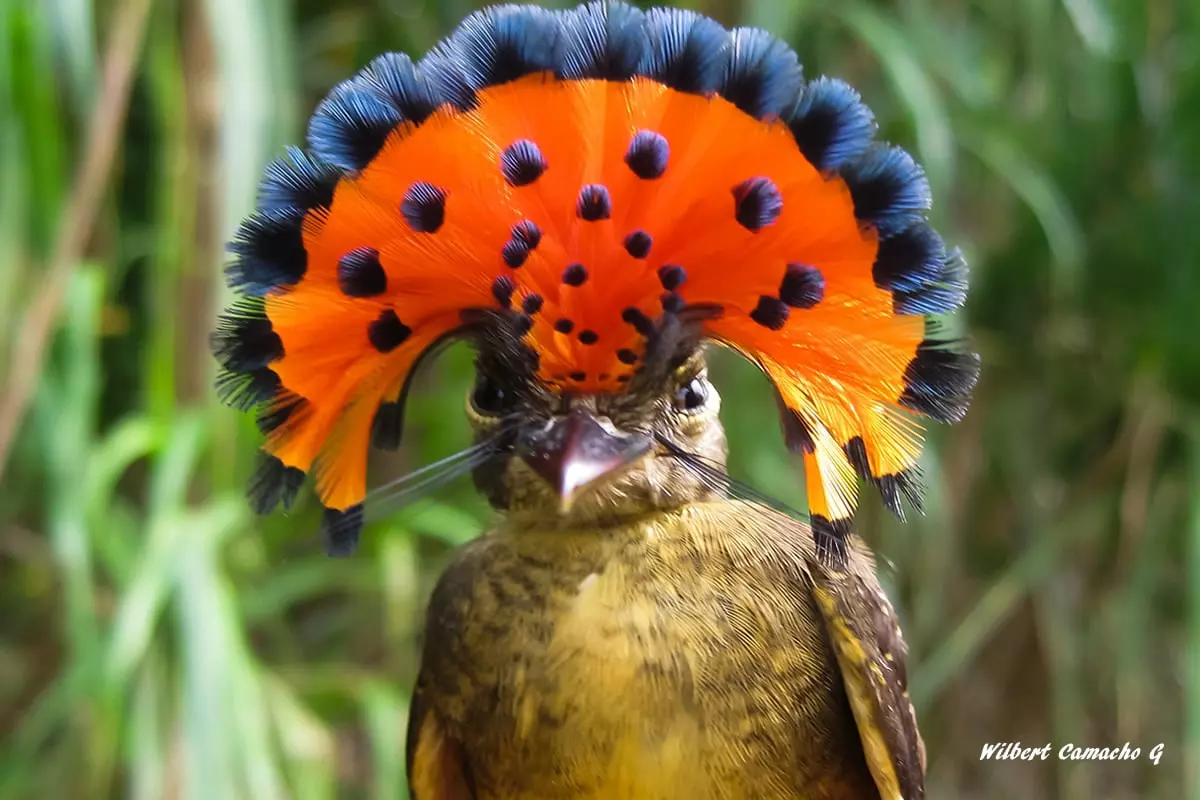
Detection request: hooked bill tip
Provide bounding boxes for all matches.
[518,408,652,512]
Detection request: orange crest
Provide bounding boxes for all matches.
[212,1,979,555]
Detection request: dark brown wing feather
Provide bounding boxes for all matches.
[811,553,926,800]
[816,554,926,800]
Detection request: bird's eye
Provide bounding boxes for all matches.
[673,377,709,412]
[470,374,509,417]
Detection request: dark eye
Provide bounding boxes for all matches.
[673,377,709,412]
[470,374,509,416]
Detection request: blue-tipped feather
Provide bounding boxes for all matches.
[257,146,339,215]
[894,247,969,316]
[438,5,562,94]
[842,143,931,236]
[226,209,308,295]
[419,45,477,112]
[718,26,803,121]
[637,7,730,96]
[898,340,980,423]
[211,299,284,374]
[307,80,404,173]
[359,52,439,126]
[556,0,649,80]
[789,77,875,173]
[873,223,945,293]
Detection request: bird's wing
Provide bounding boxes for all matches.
[405,680,475,800]
[811,552,927,800]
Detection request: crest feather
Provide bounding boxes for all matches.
[212,0,978,555]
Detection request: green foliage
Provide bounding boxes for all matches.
[1,0,1195,797]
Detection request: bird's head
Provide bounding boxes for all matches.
[211,2,979,559]
[466,346,726,523]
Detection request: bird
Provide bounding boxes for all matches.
[211,2,979,798]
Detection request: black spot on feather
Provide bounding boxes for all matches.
[500,139,547,186]
[898,340,980,423]
[658,264,686,290]
[788,77,875,173]
[337,247,387,297]
[779,263,825,309]
[247,454,306,515]
[401,182,446,233]
[502,238,530,268]
[522,294,544,315]
[492,275,516,307]
[577,184,612,220]
[512,220,542,252]
[625,130,670,179]
[733,177,783,231]
[717,26,803,120]
[368,309,412,353]
[563,263,588,286]
[624,230,652,259]
[749,295,789,330]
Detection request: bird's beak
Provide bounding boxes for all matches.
[518,408,654,513]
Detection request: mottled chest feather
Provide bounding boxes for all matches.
[415,502,879,799]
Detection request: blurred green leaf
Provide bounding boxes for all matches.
[837,2,956,193]
[361,680,409,800]
[961,120,1085,297]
